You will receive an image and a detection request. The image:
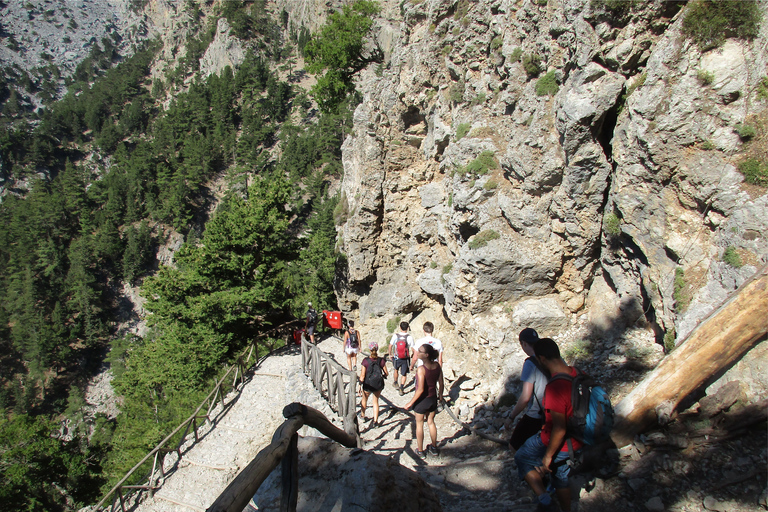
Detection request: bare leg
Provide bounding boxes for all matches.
[556,487,571,512]
[426,410,438,447]
[523,470,547,497]
[360,390,368,420]
[414,412,425,452]
[372,391,380,423]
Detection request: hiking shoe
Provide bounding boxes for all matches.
[415,449,427,460]
[427,444,439,455]
[399,386,404,396]
[392,378,399,388]
[535,499,561,512]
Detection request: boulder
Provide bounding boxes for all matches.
[512,297,568,335]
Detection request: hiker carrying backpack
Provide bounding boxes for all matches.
[347,327,359,349]
[307,307,317,326]
[550,368,615,468]
[395,333,410,360]
[364,356,385,391]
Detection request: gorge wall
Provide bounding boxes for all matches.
[316,0,768,398]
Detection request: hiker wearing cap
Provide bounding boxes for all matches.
[305,303,318,344]
[359,342,388,428]
[515,337,581,512]
[404,343,444,460]
[508,328,550,451]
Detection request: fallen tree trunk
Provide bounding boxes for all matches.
[612,264,768,446]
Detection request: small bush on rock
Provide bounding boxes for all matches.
[722,246,742,268]
[604,213,621,236]
[737,123,756,141]
[682,0,762,50]
[456,122,471,140]
[663,329,676,353]
[522,53,542,78]
[386,317,401,333]
[464,150,498,176]
[448,83,463,103]
[738,158,768,186]
[696,69,715,86]
[468,229,500,250]
[535,71,558,96]
[758,77,768,101]
[673,267,690,311]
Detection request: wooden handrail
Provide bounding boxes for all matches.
[300,336,360,445]
[207,403,357,512]
[93,319,301,511]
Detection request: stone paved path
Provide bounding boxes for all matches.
[125,335,532,512]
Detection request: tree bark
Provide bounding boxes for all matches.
[612,264,768,446]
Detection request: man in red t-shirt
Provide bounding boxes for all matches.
[514,337,580,512]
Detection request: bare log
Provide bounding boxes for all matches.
[280,434,298,512]
[613,264,768,446]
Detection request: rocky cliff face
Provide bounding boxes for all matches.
[333,0,768,395]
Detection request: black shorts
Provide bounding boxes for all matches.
[509,414,544,450]
[413,394,437,414]
[307,324,315,335]
[362,383,383,394]
[394,358,410,375]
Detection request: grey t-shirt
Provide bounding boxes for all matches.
[521,358,548,419]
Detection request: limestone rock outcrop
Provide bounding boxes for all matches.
[333,0,768,395]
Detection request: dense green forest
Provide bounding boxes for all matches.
[0,1,377,509]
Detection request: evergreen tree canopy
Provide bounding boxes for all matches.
[304,0,382,112]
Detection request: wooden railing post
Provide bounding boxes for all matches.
[207,403,357,512]
[280,433,299,512]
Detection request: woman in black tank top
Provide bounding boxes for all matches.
[404,344,444,459]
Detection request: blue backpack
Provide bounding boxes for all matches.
[550,369,614,447]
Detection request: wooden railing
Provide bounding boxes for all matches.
[93,321,300,512]
[300,336,361,445]
[207,402,358,512]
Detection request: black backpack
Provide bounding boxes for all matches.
[307,308,317,325]
[364,358,384,391]
[348,329,359,348]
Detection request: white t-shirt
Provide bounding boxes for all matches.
[389,332,414,359]
[413,335,443,367]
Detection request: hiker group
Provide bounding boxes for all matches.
[302,305,613,511]
[508,328,614,512]
[352,320,445,460]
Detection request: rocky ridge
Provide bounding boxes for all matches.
[0,0,145,110]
